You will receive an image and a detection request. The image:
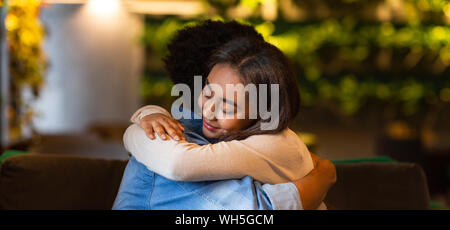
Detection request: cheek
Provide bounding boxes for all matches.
[218,102,253,132]
[218,118,251,133]
[198,94,205,109]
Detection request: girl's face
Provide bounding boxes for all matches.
[198,63,253,139]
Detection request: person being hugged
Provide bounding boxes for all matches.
[114,20,336,210]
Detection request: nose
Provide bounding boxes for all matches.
[202,99,216,120]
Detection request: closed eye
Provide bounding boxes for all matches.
[223,110,235,115]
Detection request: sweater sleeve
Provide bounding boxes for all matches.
[123,123,313,184]
[130,105,172,125]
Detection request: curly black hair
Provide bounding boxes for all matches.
[163,20,264,89]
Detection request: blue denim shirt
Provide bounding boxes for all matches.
[112,108,302,210]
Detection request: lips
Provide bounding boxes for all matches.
[203,120,218,131]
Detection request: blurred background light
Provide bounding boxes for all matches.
[86,0,121,18]
[125,0,204,16]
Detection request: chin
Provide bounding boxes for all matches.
[202,126,220,139]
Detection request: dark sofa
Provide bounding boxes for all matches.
[0,154,431,210]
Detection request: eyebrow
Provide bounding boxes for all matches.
[205,78,238,108]
[205,78,212,91]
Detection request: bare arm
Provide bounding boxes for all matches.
[293,154,337,210]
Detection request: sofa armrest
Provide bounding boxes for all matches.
[0,154,127,210]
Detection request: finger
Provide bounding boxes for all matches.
[166,117,184,132]
[152,123,167,140]
[162,118,184,140]
[144,126,155,140]
[140,118,152,130]
[174,120,185,131]
[177,123,185,132]
[160,120,181,141]
[167,120,185,139]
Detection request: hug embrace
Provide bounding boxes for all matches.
[112,20,336,210]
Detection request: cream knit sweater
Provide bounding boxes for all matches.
[123,105,315,185]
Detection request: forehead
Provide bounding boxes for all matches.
[207,63,243,86]
[206,63,249,106]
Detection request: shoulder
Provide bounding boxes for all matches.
[244,128,300,143]
[239,128,308,153]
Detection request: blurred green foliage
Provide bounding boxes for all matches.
[140,0,450,123]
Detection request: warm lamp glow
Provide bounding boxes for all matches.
[86,0,121,18]
[124,1,204,15]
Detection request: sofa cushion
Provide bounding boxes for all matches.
[0,154,126,210]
